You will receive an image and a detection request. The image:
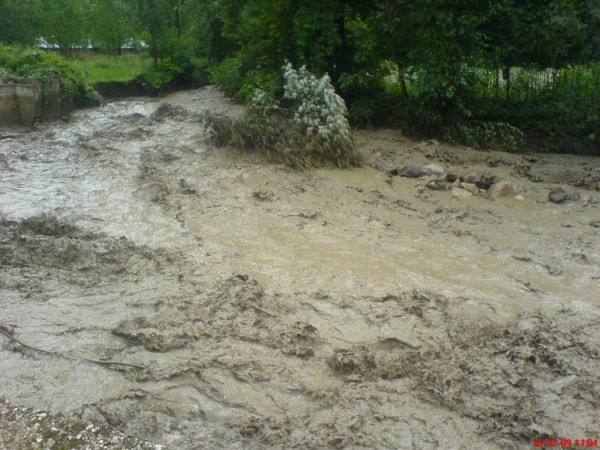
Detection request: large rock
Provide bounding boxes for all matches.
[398,165,422,178]
[464,174,497,190]
[427,180,453,191]
[548,188,581,203]
[373,163,399,175]
[548,188,568,203]
[422,164,445,176]
[487,180,523,199]
[461,183,479,194]
[452,188,473,199]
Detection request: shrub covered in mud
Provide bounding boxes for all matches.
[208,62,361,169]
[0,44,102,107]
[138,55,210,94]
[204,113,361,169]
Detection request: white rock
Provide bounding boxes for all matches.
[422,164,445,176]
[452,188,473,199]
[461,182,479,194]
[488,180,523,198]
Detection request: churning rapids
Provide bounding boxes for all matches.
[1,87,599,449]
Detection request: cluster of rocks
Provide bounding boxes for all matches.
[428,177,525,200]
[374,161,599,206]
[0,397,161,450]
[374,162,523,200]
[374,163,445,178]
[548,189,598,206]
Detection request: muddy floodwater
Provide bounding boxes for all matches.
[1,87,599,449]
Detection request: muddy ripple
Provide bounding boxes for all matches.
[1,88,599,449]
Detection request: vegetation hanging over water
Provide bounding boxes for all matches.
[0,44,102,107]
[205,62,361,168]
[1,0,598,153]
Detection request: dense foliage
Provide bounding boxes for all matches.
[207,62,361,168]
[0,0,598,152]
[0,44,102,107]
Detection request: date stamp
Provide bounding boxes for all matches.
[533,439,598,447]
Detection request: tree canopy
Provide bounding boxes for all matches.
[1,0,598,148]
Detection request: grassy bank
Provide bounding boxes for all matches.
[70,54,151,84]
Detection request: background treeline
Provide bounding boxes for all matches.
[1,0,599,151]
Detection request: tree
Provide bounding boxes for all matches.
[134,0,171,66]
[0,0,42,45]
[39,0,90,56]
[89,0,134,55]
[365,0,500,117]
[577,0,600,62]
[182,0,237,64]
[208,0,373,97]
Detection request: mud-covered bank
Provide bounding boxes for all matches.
[94,80,147,99]
[1,87,599,449]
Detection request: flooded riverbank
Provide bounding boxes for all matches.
[1,87,599,449]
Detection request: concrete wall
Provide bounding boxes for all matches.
[0,77,69,127]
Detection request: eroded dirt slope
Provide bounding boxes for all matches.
[1,87,599,449]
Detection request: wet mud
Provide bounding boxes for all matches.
[1,86,599,449]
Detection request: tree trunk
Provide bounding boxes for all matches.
[386,1,408,100]
[150,30,158,67]
[398,64,409,100]
[332,2,350,84]
[504,66,511,101]
[495,68,500,99]
[143,0,159,67]
[597,104,600,147]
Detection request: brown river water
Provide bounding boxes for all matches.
[1,87,599,449]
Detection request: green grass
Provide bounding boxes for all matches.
[70,54,151,83]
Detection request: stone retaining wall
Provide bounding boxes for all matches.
[0,77,70,127]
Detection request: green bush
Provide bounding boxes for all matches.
[238,68,281,104]
[443,121,526,151]
[138,57,182,90]
[210,55,245,99]
[0,44,102,107]
[468,64,600,151]
[138,55,209,93]
[337,62,402,127]
[136,33,210,93]
[340,73,390,127]
[207,63,361,169]
[347,91,405,128]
